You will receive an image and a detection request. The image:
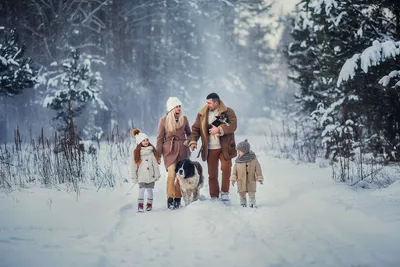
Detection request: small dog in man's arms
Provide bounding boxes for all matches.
[209,114,230,128]
[175,159,204,207]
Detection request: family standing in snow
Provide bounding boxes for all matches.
[131,92,264,212]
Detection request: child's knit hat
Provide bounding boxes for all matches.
[236,139,250,154]
[131,128,149,145]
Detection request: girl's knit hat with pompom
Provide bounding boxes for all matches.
[131,128,149,145]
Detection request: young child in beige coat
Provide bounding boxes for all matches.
[131,129,161,212]
[230,139,264,208]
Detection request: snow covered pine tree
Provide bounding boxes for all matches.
[0,27,37,96]
[41,48,104,141]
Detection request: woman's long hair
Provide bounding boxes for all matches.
[165,110,184,134]
[134,143,161,165]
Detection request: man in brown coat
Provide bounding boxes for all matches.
[189,93,237,202]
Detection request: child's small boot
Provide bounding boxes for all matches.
[239,193,247,207]
[240,197,247,207]
[146,199,153,211]
[138,199,144,212]
[249,197,257,208]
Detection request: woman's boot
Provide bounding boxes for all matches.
[167,198,175,210]
[174,198,181,209]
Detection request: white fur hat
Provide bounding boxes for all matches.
[131,128,149,145]
[166,97,182,112]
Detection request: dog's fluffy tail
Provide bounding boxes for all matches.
[193,161,204,187]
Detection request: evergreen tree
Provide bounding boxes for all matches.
[0,28,37,97]
[336,1,400,160]
[40,49,105,139]
[287,0,399,160]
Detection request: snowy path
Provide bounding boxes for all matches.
[97,198,289,267]
[1,153,400,267]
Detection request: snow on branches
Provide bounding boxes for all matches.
[36,49,106,137]
[309,0,338,15]
[337,40,400,87]
[0,28,37,96]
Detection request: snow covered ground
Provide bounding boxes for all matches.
[1,141,400,267]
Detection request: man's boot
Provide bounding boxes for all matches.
[221,192,230,203]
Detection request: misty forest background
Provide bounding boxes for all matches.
[1,0,400,190]
[0,0,294,140]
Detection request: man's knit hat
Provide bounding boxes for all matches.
[131,128,149,145]
[166,97,182,112]
[236,139,250,154]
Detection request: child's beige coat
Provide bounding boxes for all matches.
[230,158,263,193]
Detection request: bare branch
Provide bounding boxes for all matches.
[125,0,154,16]
[80,0,109,25]
[68,0,85,23]
[64,0,80,12]
[129,13,159,24]
[91,15,106,29]
[32,0,52,9]
[43,37,54,59]
[21,23,47,38]
[58,42,104,52]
